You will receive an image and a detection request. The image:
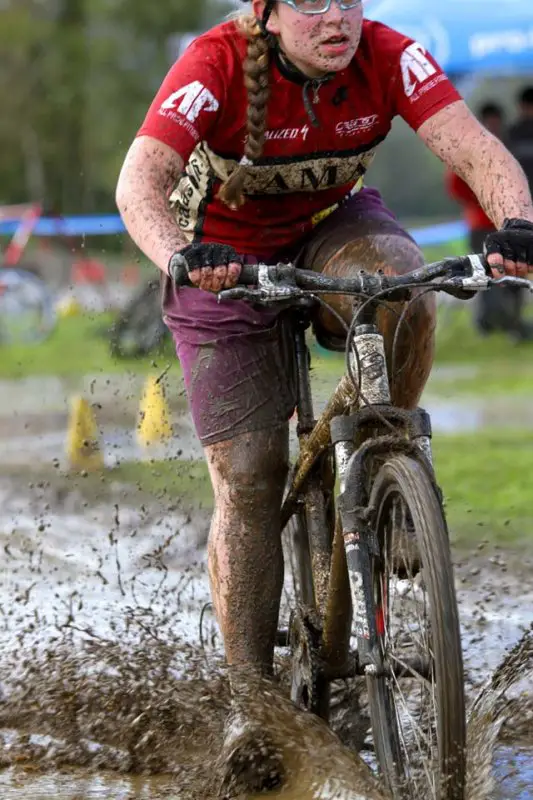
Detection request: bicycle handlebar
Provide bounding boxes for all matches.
[172,254,533,304]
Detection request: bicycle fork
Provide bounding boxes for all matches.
[331,321,433,673]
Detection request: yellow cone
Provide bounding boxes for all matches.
[66,395,104,472]
[137,375,173,448]
[56,295,82,319]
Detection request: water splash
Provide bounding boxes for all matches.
[466,624,533,800]
[0,476,531,798]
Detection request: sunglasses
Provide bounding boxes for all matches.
[278,0,363,15]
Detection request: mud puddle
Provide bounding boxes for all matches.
[0,477,388,800]
[0,475,531,798]
[493,746,533,799]
[0,418,203,468]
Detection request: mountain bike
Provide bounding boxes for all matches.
[174,255,531,799]
[0,202,56,344]
[109,278,169,358]
[0,265,56,345]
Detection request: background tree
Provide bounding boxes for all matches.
[0,1,529,222]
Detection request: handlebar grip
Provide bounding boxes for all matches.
[170,257,261,288]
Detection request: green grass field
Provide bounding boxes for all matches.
[434,430,533,548]
[0,312,177,380]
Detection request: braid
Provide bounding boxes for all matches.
[218,17,271,210]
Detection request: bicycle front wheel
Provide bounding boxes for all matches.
[366,455,465,799]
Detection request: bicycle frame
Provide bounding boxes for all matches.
[281,298,435,678]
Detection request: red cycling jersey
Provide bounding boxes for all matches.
[138,19,461,258]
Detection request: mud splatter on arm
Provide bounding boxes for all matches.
[116,136,188,274]
[418,100,533,228]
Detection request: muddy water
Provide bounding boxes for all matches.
[0,475,531,799]
[0,475,390,800]
[1,372,533,798]
[493,747,533,799]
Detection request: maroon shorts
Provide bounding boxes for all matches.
[163,187,414,447]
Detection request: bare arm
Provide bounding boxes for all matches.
[417,100,533,228]
[116,136,187,275]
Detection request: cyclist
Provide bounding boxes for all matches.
[116,0,533,773]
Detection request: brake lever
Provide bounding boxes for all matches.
[218,263,304,304]
[217,287,253,301]
[217,286,306,304]
[451,255,532,294]
[490,276,533,291]
[459,254,490,291]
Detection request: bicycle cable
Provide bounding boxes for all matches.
[390,286,435,383]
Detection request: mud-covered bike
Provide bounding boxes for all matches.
[109,278,168,358]
[175,255,531,799]
[0,265,56,344]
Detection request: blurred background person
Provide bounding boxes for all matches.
[508,86,533,192]
[446,102,533,342]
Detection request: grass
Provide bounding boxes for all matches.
[420,238,467,263]
[434,304,533,365]
[0,312,177,380]
[2,457,213,511]
[433,429,533,549]
[109,458,212,508]
[311,304,533,398]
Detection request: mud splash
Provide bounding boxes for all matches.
[465,625,533,799]
[0,614,530,799]
[0,476,532,798]
[0,476,387,799]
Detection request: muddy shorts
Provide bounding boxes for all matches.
[163,187,412,447]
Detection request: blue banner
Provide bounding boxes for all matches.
[0,214,468,248]
[367,0,533,73]
[0,215,126,238]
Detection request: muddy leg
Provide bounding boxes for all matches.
[310,226,437,408]
[204,426,289,673]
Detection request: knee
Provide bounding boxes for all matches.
[206,430,289,506]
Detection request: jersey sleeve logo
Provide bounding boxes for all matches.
[160,81,219,123]
[400,43,437,98]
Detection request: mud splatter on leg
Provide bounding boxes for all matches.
[205,425,289,672]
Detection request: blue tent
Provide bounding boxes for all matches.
[366,0,533,74]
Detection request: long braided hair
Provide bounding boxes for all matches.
[217,8,274,210]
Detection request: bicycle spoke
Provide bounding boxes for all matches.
[375,491,443,796]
